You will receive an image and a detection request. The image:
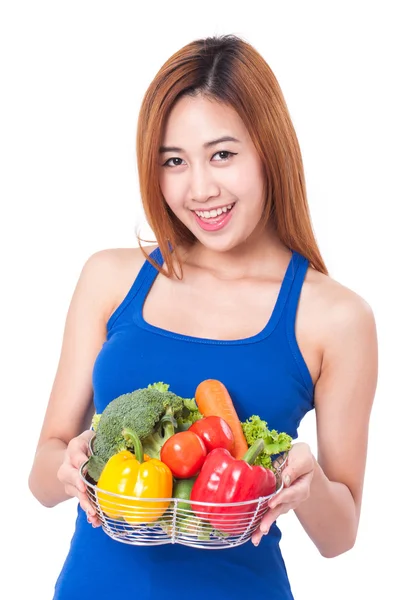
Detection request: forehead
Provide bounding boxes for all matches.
[162,95,248,143]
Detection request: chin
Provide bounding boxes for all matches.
[192,231,246,254]
[178,210,261,254]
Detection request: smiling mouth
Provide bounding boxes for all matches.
[191,202,236,232]
[192,203,235,220]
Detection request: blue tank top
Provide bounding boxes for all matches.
[54,247,314,600]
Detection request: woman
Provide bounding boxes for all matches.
[28,34,378,599]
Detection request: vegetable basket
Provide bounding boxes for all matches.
[79,451,287,550]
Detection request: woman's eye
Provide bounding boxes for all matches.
[164,157,185,167]
[162,151,237,168]
[212,150,236,161]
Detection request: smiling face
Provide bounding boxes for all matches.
[158,95,267,253]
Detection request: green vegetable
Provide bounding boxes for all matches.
[141,413,178,459]
[173,477,196,512]
[91,382,186,466]
[157,516,173,536]
[91,413,101,432]
[157,477,197,537]
[148,382,170,393]
[85,455,106,482]
[176,398,203,431]
[179,515,213,541]
[156,476,229,542]
[174,477,198,536]
[240,415,292,470]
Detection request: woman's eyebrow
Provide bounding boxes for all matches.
[159,136,241,153]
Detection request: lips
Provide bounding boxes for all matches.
[192,203,236,232]
[193,203,235,220]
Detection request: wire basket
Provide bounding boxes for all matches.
[80,449,287,550]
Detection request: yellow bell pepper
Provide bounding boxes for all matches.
[96,428,173,524]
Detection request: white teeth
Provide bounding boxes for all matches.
[194,204,234,219]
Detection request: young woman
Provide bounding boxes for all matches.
[28,34,378,599]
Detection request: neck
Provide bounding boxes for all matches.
[178,225,291,280]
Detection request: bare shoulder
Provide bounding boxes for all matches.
[82,245,157,320]
[306,267,375,322]
[304,266,377,355]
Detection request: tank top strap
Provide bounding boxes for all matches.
[106,247,162,332]
[133,246,163,298]
[284,251,309,324]
[280,251,313,398]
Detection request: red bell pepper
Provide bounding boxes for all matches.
[190,439,276,534]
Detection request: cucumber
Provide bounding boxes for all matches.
[173,478,213,539]
[173,477,196,512]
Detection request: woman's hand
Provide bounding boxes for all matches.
[57,430,102,527]
[252,442,315,546]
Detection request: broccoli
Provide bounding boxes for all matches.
[141,412,177,459]
[140,395,203,457]
[92,382,185,464]
[141,393,202,457]
[241,415,292,470]
[91,413,101,432]
[176,397,203,431]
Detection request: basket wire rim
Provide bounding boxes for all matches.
[80,441,287,507]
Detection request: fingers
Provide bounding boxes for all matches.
[78,490,94,514]
[268,474,311,510]
[75,485,102,527]
[63,480,96,518]
[79,488,102,528]
[57,461,84,494]
[78,430,95,454]
[57,458,86,495]
[87,512,102,528]
[68,435,93,470]
[64,482,101,527]
[251,503,290,546]
[57,431,102,528]
[80,429,95,443]
[251,444,315,548]
[282,442,314,486]
[57,431,93,498]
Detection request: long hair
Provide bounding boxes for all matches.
[136,34,328,276]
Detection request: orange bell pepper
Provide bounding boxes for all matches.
[96,428,172,524]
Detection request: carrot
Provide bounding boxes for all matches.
[195,379,249,460]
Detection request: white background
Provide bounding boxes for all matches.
[1,1,399,598]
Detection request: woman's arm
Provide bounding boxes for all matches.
[252,290,378,556]
[28,250,123,508]
[294,293,378,556]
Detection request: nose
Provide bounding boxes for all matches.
[189,164,220,204]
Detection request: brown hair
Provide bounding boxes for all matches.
[136,34,328,276]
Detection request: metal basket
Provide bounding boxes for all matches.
[80,447,287,550]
